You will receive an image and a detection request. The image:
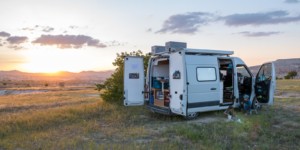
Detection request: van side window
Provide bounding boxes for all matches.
[257,63,272,81]
[196,67,216,81]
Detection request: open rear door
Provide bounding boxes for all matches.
[124,56,144,106]
[169,51,187,116]
[254,62,276,105]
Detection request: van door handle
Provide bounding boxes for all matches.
[210,88,216,90]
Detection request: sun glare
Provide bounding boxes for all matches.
[20,47,92,73]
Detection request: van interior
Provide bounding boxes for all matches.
[219,59,234,104]
[149,57,170,108]
[236,65,252,102]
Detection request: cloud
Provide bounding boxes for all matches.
[105,40,126,46]
[42,26,54,32]
[156,10,300,35]
[237,31,281,37]
[156,12,213,34]
[0,31,11,37]
[284,0,299,3]
[146,28,152,32]
[7,45,24,50]
[22,27,35,31]
[22,25,54,32]
[222,10,300,26]
[32,34,107,49]
[6,36,28,44]
[69,25,78,29]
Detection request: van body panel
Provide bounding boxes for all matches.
[185,55,221,111]
[188,105,228,113]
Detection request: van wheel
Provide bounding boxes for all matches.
[185,112,198,120]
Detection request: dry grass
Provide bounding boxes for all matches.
[0,80,299,149]
[276,79,300,92]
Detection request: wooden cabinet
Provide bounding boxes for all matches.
[152,88,170,107]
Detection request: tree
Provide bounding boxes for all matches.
[287,71,297,79]
[284,71,297,79]
[101,50,150,103]
[95,83,105,92]
[284,75,290,79]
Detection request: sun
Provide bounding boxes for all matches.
[19,45,113,73]
[22,62,62,73]
[20,47,86,73]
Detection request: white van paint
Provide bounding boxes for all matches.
[123,42,276,118]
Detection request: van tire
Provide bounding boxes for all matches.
[185,112,198,120]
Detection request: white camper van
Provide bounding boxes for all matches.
[124,41,276,119]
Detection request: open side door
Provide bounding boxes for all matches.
[124,56,144,106]
[254,62,276,105]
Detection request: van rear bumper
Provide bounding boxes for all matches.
[146,105,172,115]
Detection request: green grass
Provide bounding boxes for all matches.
[0,80,299,149]
[165,104,300,149]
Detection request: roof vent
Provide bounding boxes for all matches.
[165,41,187,52]
[151,46,165,55]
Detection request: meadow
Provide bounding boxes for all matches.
[0,80,299,149]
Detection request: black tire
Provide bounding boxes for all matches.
[185,112,198,120]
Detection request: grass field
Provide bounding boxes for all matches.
[0,80,299,149]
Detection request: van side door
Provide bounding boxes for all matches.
[185,55,221,112]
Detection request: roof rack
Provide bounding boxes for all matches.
[184,48,234,56]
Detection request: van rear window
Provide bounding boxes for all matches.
[196,67,216,81]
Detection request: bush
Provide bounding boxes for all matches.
[284,71,297,79]
[101,50,150,103]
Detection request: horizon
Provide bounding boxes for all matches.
[0,57,300,74]
[0,69,114,74]
[1,0,300,73]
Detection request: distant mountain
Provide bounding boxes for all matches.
[0,70,114,81]
[249,58,300,79]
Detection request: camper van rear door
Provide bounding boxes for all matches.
[124,56,145,106]
[254,62,276,105]
[169,52,187,116]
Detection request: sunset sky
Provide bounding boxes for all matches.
[0,0,299,73]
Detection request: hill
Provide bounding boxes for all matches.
[0,70,113,81]
[249,58,300,79]
[0,70,114,87]
[0,70,113,80]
